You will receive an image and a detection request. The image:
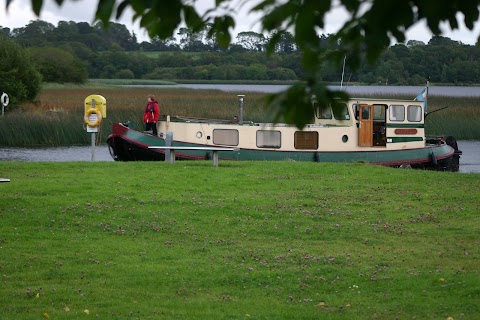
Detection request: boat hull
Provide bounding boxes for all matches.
[107,122,459,170]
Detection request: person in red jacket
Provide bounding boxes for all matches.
[143,94,160,135]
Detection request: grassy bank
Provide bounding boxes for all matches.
[0,161,478,319]
[0,87,479,147]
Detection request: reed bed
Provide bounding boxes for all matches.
[424,96,480,140]
[0,88,267,147]
[0,87,478,147]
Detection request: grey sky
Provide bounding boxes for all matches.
[1,0,479,45]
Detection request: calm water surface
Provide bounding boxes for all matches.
[0,146,113,162]
[139,84,480,97]
[0,141,478,173]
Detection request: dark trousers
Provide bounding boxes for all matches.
[145,122,157,135]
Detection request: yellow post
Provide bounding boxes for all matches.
[84,95,107,161]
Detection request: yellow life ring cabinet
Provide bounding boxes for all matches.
[84,95,107,118]
[84,108,103,127]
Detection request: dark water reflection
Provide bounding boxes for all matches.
[0,141,478,173]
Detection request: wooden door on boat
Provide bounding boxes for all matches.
[358,104,373,147]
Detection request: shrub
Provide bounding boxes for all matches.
[115,69,135,79]
[28,47,88,84]
[0,37,42,104]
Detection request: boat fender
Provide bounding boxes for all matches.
[107,139,119,161]
[445,136,459,152]
[430,152,438,166]
[84,108,103,127]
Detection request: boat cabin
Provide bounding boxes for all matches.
[156,97,426,155]
[312,98,424,149]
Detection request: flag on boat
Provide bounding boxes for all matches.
[415,87,427,101]
[414,87,428,112]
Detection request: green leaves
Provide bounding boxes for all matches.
[265,82,314,129]
[96,0,115,24]
[265,81,349,129]
[209,16,235,48]
[416,0,480,34]
[116,0,130,20]
[32,0,43,15]
[183,5,203,31]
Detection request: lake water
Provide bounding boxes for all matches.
[139,84,480,97]
[0,141,478,173]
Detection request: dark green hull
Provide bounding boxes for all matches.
[107,123,460,171]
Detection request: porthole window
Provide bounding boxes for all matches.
[256,130,281,148]
[213,129,239,146]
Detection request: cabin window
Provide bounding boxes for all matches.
[407,105,422,122]
[389,105,405,121]
[361,106,370,120]
[352,104,359,120]
[294,131,318,149]
[373,104,386,120]
[314,103,333,119]
[352,104,362,120]
[256,130,281,148]
[332,103,350,120]
[213,129,239,146]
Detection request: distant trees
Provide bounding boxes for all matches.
[9,20,139,52]
[11,20,56,47]
[141,52,299,81]
[2,19,480,86]
[28,47,88,83]
[271,31,297,53]
[235,32,266,51]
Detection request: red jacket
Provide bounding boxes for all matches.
[143,100,160,123]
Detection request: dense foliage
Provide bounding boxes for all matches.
[28,47,88,83]
[2,20,480,86]
[0,36,42,105]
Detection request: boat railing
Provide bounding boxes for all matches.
[167,115,253,125]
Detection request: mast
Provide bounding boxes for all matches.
[425,77,429,114]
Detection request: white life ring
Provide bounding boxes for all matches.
[84,108,103,127]
[1,92,9,107]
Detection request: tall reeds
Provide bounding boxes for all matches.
[424,96,480,140]
[0,88,268,147]
[0,87,478,147]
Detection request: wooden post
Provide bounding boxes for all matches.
[91,132,96,161]
[213,151,219,167]
[169,149,176,164]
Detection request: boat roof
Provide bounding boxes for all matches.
[349,97,422,104]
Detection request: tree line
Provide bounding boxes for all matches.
[1,19,480,105]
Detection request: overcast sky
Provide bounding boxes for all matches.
[1,0,479,45]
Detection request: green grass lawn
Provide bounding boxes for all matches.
[0,161,479,319]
